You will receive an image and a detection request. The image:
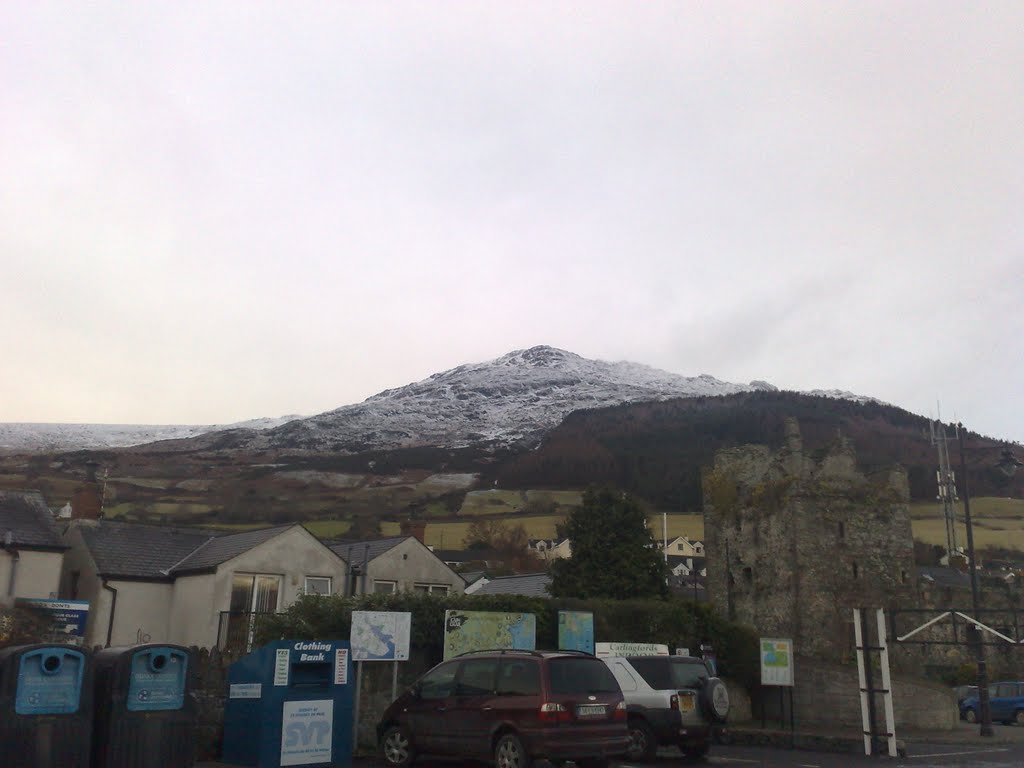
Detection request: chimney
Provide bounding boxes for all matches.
[72,463,103,521]
[400,519,426,545]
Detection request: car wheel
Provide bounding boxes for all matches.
[494,733,531,768]
[965,708,978,723]
[626,719,657,762]
[380,725,416,768]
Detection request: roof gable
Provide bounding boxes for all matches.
[170,524,297,575]
[0,490,65,549]
[77,520,213,578]
[329,536,407,563]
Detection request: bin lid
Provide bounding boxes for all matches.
[126,646,189,712]
[15,646,87,715]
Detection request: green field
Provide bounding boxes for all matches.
[375,514,704,549]
[458,489,583,516]
[103,501,216,519]
[910,497,1024,520]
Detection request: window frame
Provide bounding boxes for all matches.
[413,583,450,595]
[304,576,333,596]
[373,580,398,593]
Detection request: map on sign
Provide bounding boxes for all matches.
[443,610,536,660]
[558,611,595,654]
[760,637,794,686]
[351,611,412,661]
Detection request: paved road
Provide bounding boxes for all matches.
[704,742,1024,767]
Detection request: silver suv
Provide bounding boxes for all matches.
[602,655,729,761]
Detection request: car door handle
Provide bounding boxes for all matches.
[481,706,494,711]
[435,706,447,712]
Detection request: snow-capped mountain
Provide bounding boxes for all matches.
[0,415,302,453]
[2,346,884,454]
[226,346,780,452]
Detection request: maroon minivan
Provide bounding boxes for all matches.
[377,650,629,768]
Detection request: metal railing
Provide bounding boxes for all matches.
[217,611,280,655]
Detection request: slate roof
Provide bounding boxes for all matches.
[473,572,551,597]
[78,520,214,579]
[0,490,66,550]
[170,524,296,575]
[329,536,408,564]
[918,566,972,589]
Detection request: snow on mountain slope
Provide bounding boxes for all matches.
[242,346,779,452]
[0,415,303,452]
[2,346,883,454]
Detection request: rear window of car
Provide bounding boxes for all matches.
[548,657,620,695]
[628,658,708,690]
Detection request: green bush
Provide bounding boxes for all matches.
[255,592,760,689]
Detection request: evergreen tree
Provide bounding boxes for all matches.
[549,487,669,599]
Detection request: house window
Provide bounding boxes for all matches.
[413,583,449,595]
[304,576,332,596]
[373,580,397,593]
[225,573,282,653]
[230,573,282,614]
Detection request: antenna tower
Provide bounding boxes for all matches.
[930,414,960,560]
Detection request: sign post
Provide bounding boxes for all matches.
[760,638,794,735]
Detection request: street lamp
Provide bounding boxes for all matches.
[957,423,993,737]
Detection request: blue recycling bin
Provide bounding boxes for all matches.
[223,640,354,768]
[0,643,93,768]
[91,644,197,768]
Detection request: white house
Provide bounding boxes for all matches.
[527,538,572,560]
[329,536,466,596]
[662,536,704,558]
[61,521,347,649]
[0,490,67,605]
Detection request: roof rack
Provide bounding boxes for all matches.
[553,649,596,656]
[455,649,544,658]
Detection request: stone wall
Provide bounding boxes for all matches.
[703,420,918,662]
[753,657,957,731]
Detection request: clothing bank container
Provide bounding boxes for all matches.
[90,644,197,768]
[222,639,354,768]
[0,643,93,768]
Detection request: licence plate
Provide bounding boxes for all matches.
[577,705,606,717]
[677,694,695,712]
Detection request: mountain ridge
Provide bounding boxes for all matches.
[1,346,880,454]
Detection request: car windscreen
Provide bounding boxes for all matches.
[628,658,708,690]
[548,657,621,695]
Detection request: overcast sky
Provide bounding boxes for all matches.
[2,2,1022,442]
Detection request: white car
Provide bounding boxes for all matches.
[602,655,729,762]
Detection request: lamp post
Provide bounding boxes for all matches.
[957,422,993,737]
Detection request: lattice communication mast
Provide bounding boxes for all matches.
[930,419,960,560]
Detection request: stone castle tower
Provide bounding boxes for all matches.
[702,419,917,659]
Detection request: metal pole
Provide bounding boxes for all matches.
[861,609,879,755]
[853,609,872,756]
[958,423,993,737]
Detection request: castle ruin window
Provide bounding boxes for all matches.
[852,562,859,579]
[742,567,753,585]
[838,521,845,539]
